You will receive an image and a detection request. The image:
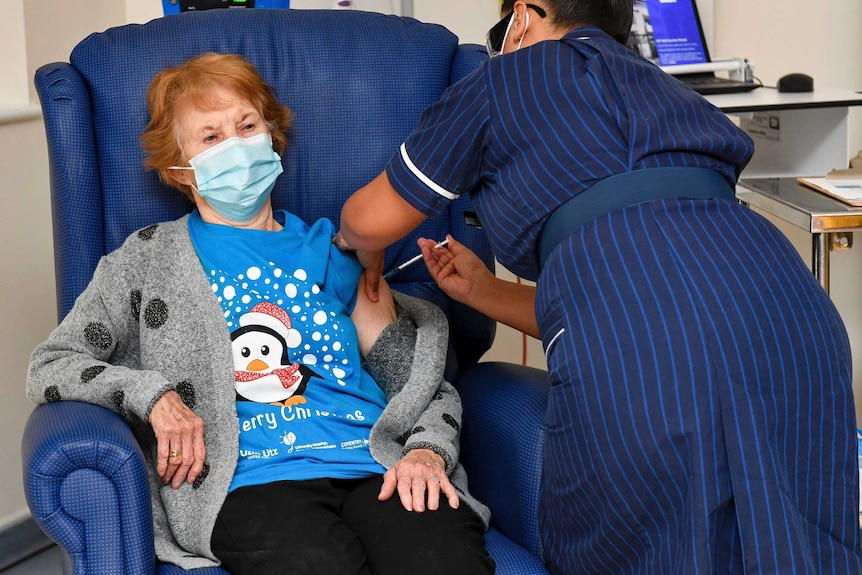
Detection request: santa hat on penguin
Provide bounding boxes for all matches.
[239,301,302,349]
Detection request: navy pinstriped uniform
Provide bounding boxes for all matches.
[385,26,860,575]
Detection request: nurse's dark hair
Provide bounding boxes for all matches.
[501,0,633,44]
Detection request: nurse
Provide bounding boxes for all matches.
[338,1,860,573]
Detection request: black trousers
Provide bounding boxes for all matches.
[210,476,496,575]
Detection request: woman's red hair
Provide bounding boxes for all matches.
[141,52,293,199]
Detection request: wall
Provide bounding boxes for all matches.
[2,0,861,529]
[0,114,53,529]
[413,0,497,44]
[290,0,498,43]
[0,0,28,106]
[715,0,862,154]
[0,0,143,530]
[23,2,128,103]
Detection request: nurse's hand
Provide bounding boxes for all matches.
[355,248,385,302]
[333,231,385,302]
[150,390,206,489]
[420,234,541,338]
[418,235,495,308]
[378,448,459,513]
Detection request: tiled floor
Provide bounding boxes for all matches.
[2,545,66,575]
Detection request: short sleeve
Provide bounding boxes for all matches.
[385,67,489,217]
[306,217,362,311]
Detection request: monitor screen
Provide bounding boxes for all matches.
[180,0,255,9]
[627,0,709,67]
[163,0,289,15]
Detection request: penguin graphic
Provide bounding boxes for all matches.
[231,302,321,406]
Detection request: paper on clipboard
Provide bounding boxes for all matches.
[797,177,862,206]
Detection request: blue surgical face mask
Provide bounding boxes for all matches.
[171,133,283,222]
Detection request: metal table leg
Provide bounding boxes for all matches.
[813,232,830,294]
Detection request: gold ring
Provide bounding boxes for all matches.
[427,475,441,484]
[169,449,182,458]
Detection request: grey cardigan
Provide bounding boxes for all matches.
[27,215,490,570]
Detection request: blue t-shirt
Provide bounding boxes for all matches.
[385,27,754,281]
[188,210,387,491]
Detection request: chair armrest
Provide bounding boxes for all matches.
[484,527,550,575]
[22,401,156,575]
[456,362,549,560]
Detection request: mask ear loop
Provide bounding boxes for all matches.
[167,165,199,193]
[516,11,531,51]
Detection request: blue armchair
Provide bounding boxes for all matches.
[23,9,550,574]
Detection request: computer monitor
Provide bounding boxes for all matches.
[627,0,710,67]
[626,0,758,95]
[163,0,290,16]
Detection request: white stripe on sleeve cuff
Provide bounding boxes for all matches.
[399,143,460,201]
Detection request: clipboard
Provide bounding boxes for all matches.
[796,177,862,207]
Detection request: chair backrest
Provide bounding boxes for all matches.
[35,8,494,374]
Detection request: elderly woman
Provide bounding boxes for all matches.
[27,53,494,575]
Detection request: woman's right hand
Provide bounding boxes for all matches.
[418,235,495,308]
[149,390,206,489]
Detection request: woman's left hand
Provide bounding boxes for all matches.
[378,448,460,512]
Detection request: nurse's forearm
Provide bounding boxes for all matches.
[470,276,539,339]
[340,171,427,251]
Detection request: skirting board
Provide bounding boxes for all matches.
[0,514,55,571]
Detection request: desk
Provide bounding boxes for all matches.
[706,88,862,178]
[736,177,862,292]
[703,88,862,292]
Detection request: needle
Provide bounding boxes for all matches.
[383,239,450,279]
